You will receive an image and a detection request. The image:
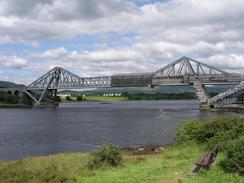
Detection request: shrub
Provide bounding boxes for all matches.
[54,96,61,102]
[174,119,205,143]
[0,92,18,104]
[4,94,18,104]
[196,117,244,143]
[76,95,83,101]
[175,117,244,146]
[87,144,122,169]
[220,137,244,174]
[65,96,71,101]
[206,127,244,150]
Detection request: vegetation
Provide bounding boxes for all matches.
[0,116,243,182]
[175,117,244,147]
[87,144,122,170]
[126,92,197,100]
[0,80,25,88]
[0,92,19,104]
[58,92,201,103]
[220,137,244,174]
[174,116,244,175]
[76,95,83,101]
[1,143,243,183]
[54,96,62,102]
[86,96,127,102]
[65,96,72,101]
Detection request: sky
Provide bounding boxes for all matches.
[0,0,244,84]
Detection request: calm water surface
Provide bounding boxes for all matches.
[0,100,241,161]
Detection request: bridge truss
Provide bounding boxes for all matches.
[25,67,111,105]
[153,56,228,78]
[24,56,244,108]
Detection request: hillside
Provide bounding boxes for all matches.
[58,85,236,95]
[0,81,25,88]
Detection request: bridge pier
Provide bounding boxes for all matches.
[199,103,210,110]
[24,89,59,108]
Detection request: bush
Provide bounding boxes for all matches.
[54,96,61,102]
[0,92,18,104]
[175,117,244,146]
[65,96,71,101]
[174,119,205,143]
[206,127,244,150]
[220,137,244,174]
[4,94,18,104]
[196,117,244,143]
[87,144,122,169]
[76,95,83,101]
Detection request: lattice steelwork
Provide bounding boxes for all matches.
[153,56,228,78]
[24,56,244,106]
[27,67,111,90]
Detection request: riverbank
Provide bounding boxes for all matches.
[0,103,31,108]
[1,116,243,182]
[69,92,197,101]
[0,143,242,183]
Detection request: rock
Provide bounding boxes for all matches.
[158,146,166,151]
[138,147,144,151]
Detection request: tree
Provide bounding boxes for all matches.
[65,95,71,101]
[76,95,83,101]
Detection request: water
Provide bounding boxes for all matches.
[0,100,241,161]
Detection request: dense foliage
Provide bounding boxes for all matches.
[174,116,244,174]
[76,95,83,101]
[54,96,61,102]
[0,92,18,104]
[127,92,197,100]
[87,144,122,169]
[65,96,71,101]
[174,119,205,143]
[175,117,244,146]
[220,137,244,174]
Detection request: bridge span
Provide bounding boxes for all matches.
[23,56,244,109]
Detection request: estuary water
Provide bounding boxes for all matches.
[0,100,240,161]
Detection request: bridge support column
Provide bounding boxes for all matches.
[24,89,59,108]
[50,89,59,107]
[193,81,210,110]
[199,103,210,110]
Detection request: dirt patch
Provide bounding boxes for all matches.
[122,145,166,156]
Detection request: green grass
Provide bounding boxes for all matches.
[0,144,243,183]
[85,96,128,102]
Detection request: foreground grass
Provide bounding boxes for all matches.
[0,144,243,183]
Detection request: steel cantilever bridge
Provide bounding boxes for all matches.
[24,56,244,109]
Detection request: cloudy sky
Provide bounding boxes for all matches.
[0,0,244,84]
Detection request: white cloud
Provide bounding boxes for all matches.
[0,0,244,83]
[0,0,244,44]
[24,40,244,79]
[0,56,27,68]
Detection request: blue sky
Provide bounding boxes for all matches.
[0,0,244,84]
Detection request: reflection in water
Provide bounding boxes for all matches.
[0,100,242,161]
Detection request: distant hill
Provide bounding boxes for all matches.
[58,87,158,95]
[58,85,236,95]
[0,81,26,88]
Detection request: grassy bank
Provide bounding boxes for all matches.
[0,143,242,183]
[85,96,128,102]
[59,92,199,103]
